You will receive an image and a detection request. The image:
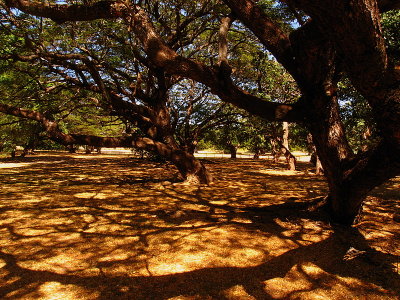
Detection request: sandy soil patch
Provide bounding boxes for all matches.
[0,153,399,299]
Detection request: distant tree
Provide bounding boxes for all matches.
[169,80,236,155]
[202,108,245,158]
[338,79,379,153]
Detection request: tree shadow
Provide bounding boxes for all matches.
[0,154,399,299]
[0,224,398,299]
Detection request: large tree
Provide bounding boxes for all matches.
[1,0,399,224]
[0,1,217,183]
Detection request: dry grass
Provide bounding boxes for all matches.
[0,152,399,299]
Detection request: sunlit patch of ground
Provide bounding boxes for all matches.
[0,152,399,299]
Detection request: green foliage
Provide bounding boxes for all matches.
[0,15,125,149]
[0,0,374,158]
[382,10,400,63]
[338,79,379,152]
[258,0,305,32]
[287,124,308,151]
[0,115,42,152]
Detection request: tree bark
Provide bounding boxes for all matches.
[170,151,212,184]
[147,101,212,184]
[281,122,296,170]
[270,138,279,163]
[315,156,324,176]
[228,143,237,159]
[283,147,296,171]
[307,134,324,175]
[269,122,297,170]
[325,140,400,224]
[282,122,290,150]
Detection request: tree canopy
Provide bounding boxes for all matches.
[0,0,399,224]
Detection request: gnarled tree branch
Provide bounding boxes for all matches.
[222,0,297,77]
[4,0,304,122]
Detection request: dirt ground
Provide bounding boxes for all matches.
[0,152,399,299]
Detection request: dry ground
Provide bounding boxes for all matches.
[0,152,399,299]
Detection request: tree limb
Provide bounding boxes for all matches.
[222,0,297,77]
[4,0,126,23]
[0,102,176,154]
[4,0,304,122]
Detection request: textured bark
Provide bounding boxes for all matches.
[170,151,213,184]
[285,150,297,171]
[222,0,297,77]
[218,16,233,67]
[315,156,324,176]
[307,134,324,175]
[290,0,400,150]
[274,139,297,171]
[282,122,290,150]
[286,0,400,224]
[327,140,400,224]
[145,102,213,184]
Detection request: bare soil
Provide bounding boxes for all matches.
[0,152,399,299]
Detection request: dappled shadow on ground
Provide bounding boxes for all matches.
[0,153,399,299]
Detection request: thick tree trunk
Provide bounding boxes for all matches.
[283,148,296,171]
[282,121,289,149]
[323,168,376,225]
[315,156,324,175]
[303,90,398,225]
[228,144,237,159]
[308,135,324,175]
[181,142,197,155]
[323,140,400,224]
[270,139,280,162]
[170,150,212,184]
[148,102,212,184]
[270,136,296,170]
[281,123,296,170]
[310,153,323,174]
[325,188,367,225]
